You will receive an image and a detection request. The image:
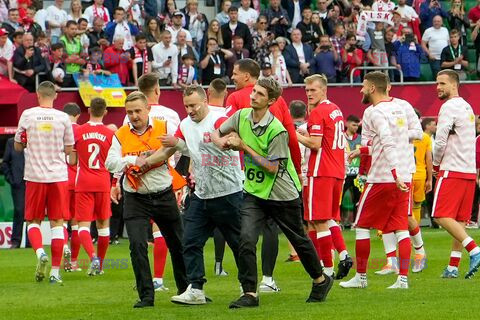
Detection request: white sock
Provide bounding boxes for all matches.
[50,267,60,278]
[462,237,480,256]
[36,248,46,260]
[339,250,348,261]
[262,276,273,284]
[63,244,69,252]
[399,275,408,282]
[153,277,163,284]
[414,246,426,255]
[324,267,334,276]
[410,230,424,254]
[447,265,458,272]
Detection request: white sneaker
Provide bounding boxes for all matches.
[154,281,169,292]
[375,264,399,275]
[339,273,367,289]
[259,280,281,292]
[171,284,206,305]
[412,254,426,273]
[387,276,408,289]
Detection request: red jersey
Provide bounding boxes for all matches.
[225,84,302,174]
[307,100,346,178]
[74,122,114,192]
[67,123,80,190]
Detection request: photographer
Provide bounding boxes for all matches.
[199,37,233,85]
[312,34,338,83]
[13,32,47,92]
[440,28,468,80]
[420,0,447,32]
[152,30,179,87]
[394,27,424,82]
[252,15,276,64]
[341,33,363,83]
[105,7,139,51]
[262,0,291,38]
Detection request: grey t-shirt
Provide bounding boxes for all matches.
[219,110,300,201]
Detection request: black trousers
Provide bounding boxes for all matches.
[238,194,323,293]
[343,176,361,222]
[183,192,242,289]
[261,218,278,277]
[10,183,26,246]
[123,188,188,302]
[110,196,124,241]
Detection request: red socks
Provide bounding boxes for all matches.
[397,232,411,276]
[97,228,110,269]
[355,238,370,273]
[71,227,80,263]
[27,224,43,252]
[79,227,96,259]
[153,233,168,278]
[63,225,69,246]
[449,251,462,268]
[50,226,64,268]
[317,231,334,268]
[329,221,348,258]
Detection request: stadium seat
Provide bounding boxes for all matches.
[420,63,434,81]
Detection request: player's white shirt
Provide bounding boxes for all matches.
[177,109,243,199]
[208,104,227,115]
[433,97,476,174]
[361,98,411,183]
[46,5,68,37]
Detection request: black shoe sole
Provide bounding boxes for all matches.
[306,276,334,303]
[336,259,353,280]
[228,303,259,309]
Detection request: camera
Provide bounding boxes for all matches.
[279,15,284,20]
[320,45,330,51]
[167,56,172,60]
[404,34,415,43]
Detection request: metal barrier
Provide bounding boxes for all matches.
[350,66,404,84]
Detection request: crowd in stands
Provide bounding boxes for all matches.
[1,0,480,92]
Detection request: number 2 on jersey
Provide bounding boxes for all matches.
[88,143,101,169]
[332,121,346,150]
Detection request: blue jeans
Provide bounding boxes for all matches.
[183,191,243,289]
[429,60,441,79]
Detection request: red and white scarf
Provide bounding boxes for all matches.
[93,5,109,23]
[133,45,149,75]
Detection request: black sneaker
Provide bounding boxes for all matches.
[306,275,333,303]
[133,300,154,308]
[336,255,353,280]
[228,294,259,309]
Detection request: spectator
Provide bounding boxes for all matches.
[262,0,291,38]
[468,0,480,25]
[0,28,16,83]
[422,15,449,78]
[2,9,22,40]
[384,26,399,81]
[283,28,314,83]
[144,17,162,47]
[252,15,275,63]
[181,0,208,52]
[35,31,50,59]
[281,0,311,32]
[83,45,110,75]
[394,27,424,81]
[332,0,352,18]
[103,34,130,85]
[266,41,292,86]
[372,0,395,12]
[199,37,233,85]
[159,0,178,26]
[68,0,83,22]
[49,42,66,85]
[330,22,345,80]
[341,33,363,83]
[152,30,179,87]
[420,0,447,32]
[46,0,68,44]
[216,0,231,26]
[440,29,468,80]
[177,53,198,88]
[238,0,259,33]
[226,36,250,77]
[325,5,342,36]
[297,6,323,49]
[315,0,329,30]
[77,18,90,54]
[397,0,419,27]
[130,33,153,86]
[83,0,110,27]
[275,35,289,53]
[0,0,7,22]
[472,19,480,70]
[221,6,253,52]
[311,10,326,36]
[119,0,143,27]
[202,19,223,54]
[12,31,24,48]
[21,7,42,40]
[367,22,389,70]
[166,10,193,47]
[177,30,198,62]
[34,6,48,31]
[312,34,338,82]
[13,33,47,91]
[60,20,85,86]
[105,7,139,50]
[87,16,109,49]
[448,0,470,46]
[259,61,274,80]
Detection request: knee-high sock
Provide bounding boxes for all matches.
[79,226,96,259]
[409,225,425,254]
[462,237,480,256]
[328,220,348,260]
[50,226,65,269]
[382,232,397,265]
[153,231,168,279]
[317,230,333,268]
[355,228,370,274]
[71,225,80,263]
[308,230,320,261]
[396,231,411,277]
[412,204,421,224]
[63,223,69,248]
[97,228,110,269]
[27,224,45,259]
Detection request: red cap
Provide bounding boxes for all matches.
[0,28,8,37]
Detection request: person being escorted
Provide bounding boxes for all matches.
[14,81,74,284]
[141,85,244,305]
[106,91,188,308]
[212,77,333,308]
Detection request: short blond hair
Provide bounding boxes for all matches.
[37,81,56,98]
[125,91,148,106]
[304,74,328,87]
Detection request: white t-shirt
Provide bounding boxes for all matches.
[46,5,68,37]
[34,9,48,31]
[291,0,302,30]
[238,7,258,32]
[371,0,395,12]
[396,5,418,25]
[293,42,306,63]
[422,27,449,60]
[175,110,244,199]
[113,20,134,50]
[166,26,193,44]
[119,0,143,26]
[83,5,110,27]
[0,38,14,76]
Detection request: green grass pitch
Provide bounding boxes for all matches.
[1,229,479,320]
